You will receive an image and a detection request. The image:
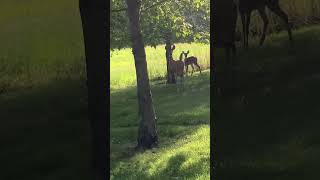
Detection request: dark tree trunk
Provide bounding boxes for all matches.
[126,0,158,149]
[79,0,108,179]
[165,32,176,84]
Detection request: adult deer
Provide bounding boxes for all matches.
[168,54,185,84]
[181,50,201,75]
[213,0,238,93]
[239,0,293,49]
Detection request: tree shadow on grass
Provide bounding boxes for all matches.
[0,78,91,180]
[215,26,320,179]
[111,127,210,180]
[111,71,210,179]
[111,71,210,128]
[151,153,209,179]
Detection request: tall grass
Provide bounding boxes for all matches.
[110,43,210,90]
[0,0,85,92]
[236,0,320,36]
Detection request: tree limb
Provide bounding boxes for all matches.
[111,0,170,13]
[111,7,127,13]
[140,0,170,13]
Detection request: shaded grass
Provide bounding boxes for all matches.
[111,71,210,180]
[0,0,210,179]
[0,79,92,180]
[215,25,320,179]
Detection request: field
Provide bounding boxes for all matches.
[215,25,320,179]
[1,0,320,179]
[110,43,210,89]
[110,42,210,179]
[0,1,210,179]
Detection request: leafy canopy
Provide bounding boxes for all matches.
[110,0,210,50]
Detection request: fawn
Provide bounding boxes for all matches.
[181,50,201,75]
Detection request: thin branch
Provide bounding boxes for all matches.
[111,7,127,13]
[140,0,171,13]
[111,0,171,13]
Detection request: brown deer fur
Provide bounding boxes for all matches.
[168,57,184,82]
[181,51,201,75]
[239,0,293,49]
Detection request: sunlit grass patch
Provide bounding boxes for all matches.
[111,126,210,180]
[110,43,210,89]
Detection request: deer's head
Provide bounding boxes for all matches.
[182,50,190,58]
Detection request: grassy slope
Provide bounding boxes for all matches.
[0,0,92,179]
[110,37,210,180]
[1,0,320,179]
[215,25,320,179]
[111,72,210,180]
[0,1,210,179]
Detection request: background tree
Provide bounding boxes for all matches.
[79,0,108,179]
[111,0,210,83]
[126,0,158,149]
[110,0,210,148]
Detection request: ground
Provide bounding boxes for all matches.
[215,25,320,179]
[1,0,320,179]
[110,43,210,179]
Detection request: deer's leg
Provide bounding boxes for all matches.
[181,75,184,87]
[231,43,237,89]
[195,62,201,74]
[191,64,195,75]
[171,71,176,84]
[224,46,231,90]
[245,12,251,48]
[240,13,247,49]
[185,65,189,76]
[267,3,293,43]
[258,7,269,46]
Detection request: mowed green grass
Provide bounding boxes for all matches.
[214,25,320,179]
[0,0,94,179]
[110,44,210,179]
[110,43,210,89]
[0,0,85,92]
[0,0,210,179]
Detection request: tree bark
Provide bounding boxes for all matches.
[165,32,176,84]
[126,0,158,149]
[79,0,108,179]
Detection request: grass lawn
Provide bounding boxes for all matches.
[0,0,211,177]
[110,43,210,179]
[2,0,320,179]
[110,71,210,179]
[214,24,320,179]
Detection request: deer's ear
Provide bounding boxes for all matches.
[187,50,189,53]
[182,51,184,53]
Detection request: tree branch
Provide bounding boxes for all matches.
[111,7,127,13]
[111,0,170,13]
[140,0,170,13]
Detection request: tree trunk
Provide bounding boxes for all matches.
[165,33,176,84]
[126,0,158,149]
[79,0,108,179]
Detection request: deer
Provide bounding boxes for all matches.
[181,50,201,75]
[168,53,185,85]
[213,0,238,94]
[238,0,293,49]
